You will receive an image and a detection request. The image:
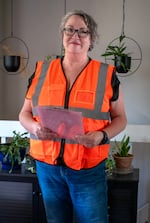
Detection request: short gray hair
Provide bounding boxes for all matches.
[59,10,99,51]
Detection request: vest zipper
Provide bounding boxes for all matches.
[55,89,70,165]
[54,59,91,165]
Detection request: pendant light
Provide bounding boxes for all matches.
[0,0,29,74]
[102,0,142,77]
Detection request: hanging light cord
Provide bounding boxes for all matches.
[11,0,13,36]
[61,0,66,55]
[121,0,125,36]
[64,0,66,15]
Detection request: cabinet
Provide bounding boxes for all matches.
[108,168,139,223]
[0,166,139,223]
[0,165,46,223]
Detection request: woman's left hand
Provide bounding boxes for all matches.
[75,131,103,148]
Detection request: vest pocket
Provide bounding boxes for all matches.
[83,145,108,161]
[74,90,95,105]
[63,145,85,168]
[40,85,65,105]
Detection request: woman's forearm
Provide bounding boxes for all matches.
[19,110,40,135]
[103,115,127,139]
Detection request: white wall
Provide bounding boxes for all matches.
[0,0,64,119]
[0,0,150,123]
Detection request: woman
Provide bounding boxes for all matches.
[19,10,127,223]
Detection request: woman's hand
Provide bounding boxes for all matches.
[19,99,58,141]
[34,123,58,140]
[75,131,104,148]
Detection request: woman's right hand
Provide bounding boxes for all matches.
[19,99,58,141]
[34,123,58,140]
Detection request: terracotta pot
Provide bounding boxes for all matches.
[113,154,133,170]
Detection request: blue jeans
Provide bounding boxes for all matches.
[36,160,108,223]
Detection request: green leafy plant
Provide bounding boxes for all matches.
[105,154,115,175]
[113,135,131,157]
[26,154,36,174]
[101,35,131,73]
[0,131,29,173]
[45,54,56,61]
[102,35,129,57]
[45,54,61,61]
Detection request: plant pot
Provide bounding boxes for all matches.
[113,154,133,174]
[1,159,21,171]
[115,55,131,73]
[0,147,26,172]
[3,55,21,72]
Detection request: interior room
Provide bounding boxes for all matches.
[0,0,150,222]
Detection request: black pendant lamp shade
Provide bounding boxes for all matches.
[3,55,20,72]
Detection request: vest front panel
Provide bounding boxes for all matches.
[27,58,115,170]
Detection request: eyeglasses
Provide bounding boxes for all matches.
[63,27,90,38]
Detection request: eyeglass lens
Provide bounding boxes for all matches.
[64,27,89,37]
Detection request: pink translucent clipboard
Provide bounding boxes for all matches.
[36,106,84,140]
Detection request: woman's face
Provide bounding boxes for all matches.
[62,15,91,55]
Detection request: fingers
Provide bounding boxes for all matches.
[75,134,94,148]
[75,131,102,148]
[35,124,57,140]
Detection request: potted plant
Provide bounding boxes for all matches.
[112,135,133,174]
[45,54,62,61]
[105,153,115,176]
[0,131,29,173]
[101,35,131,73]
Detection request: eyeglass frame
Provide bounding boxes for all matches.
[63,27,90,38]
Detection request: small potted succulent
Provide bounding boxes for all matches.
[101,35,131,73]
[112,135,133,173]
[0,131,29,173]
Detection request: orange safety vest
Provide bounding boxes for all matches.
[27,58,115,170]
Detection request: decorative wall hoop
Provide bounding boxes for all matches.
[0,36,29,74]
[104,36,142,77]
[0,0,29,74]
